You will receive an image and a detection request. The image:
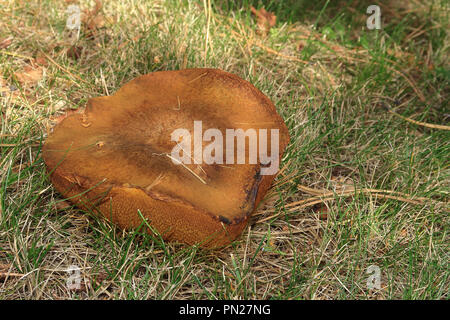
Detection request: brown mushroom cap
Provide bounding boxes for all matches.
[43,69,290,248]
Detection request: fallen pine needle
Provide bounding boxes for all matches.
[388,109,450,130]
[40,51,89,86]
[0,50,33,60]
[256,187,435,223]
[0,272,24,279]
[293,186,430,206]
[165,154,207,184]
[249,40,309,64]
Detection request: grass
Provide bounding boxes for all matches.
[0,0,449,299]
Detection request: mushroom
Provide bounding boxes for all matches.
[43,69,290,248]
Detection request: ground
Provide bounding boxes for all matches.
[0,0,448,299]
